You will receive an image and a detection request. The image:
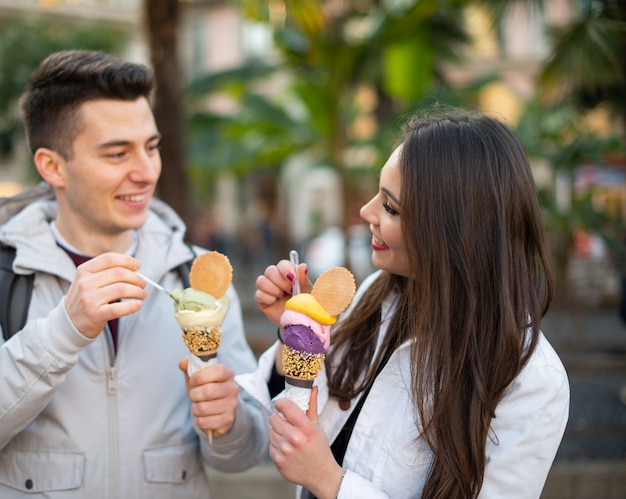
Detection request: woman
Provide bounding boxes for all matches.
[242,107,570,498]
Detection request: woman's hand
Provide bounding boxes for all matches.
[255,260,310,325]
[269,387,344,499]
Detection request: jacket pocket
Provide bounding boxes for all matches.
[143,438,202,484]
[0,449,84,492]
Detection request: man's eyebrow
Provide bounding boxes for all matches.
[98,133,161,149]
[98,140,130,149]
[382,187,400,205]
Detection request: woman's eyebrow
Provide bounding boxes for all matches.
[382,187,400,205]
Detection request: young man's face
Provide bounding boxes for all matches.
[55,97,162,251]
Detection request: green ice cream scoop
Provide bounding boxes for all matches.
[170,288,225,313]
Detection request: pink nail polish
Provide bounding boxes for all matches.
[286,272,295,281]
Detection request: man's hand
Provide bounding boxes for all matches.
[65,252,146,338]
[179,357,240,438]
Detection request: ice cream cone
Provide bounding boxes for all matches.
[181,326,222,356]
[278,265,357,411]
[177,323,225,444]
[181,325,222,375]
[282,344,324,380]
[282,344,325,410]
[170,251,233,445]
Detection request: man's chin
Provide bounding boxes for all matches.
[119,213,149,232]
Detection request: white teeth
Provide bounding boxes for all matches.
[119,194,145,202]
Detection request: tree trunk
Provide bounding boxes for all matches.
[143,0,192,233]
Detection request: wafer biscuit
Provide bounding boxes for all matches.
[189,251,232,298]
[311,267,356,317]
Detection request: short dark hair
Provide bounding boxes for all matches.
[20,50,155,159]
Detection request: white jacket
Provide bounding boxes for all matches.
[238,271,570,498]
[0,198,269,498]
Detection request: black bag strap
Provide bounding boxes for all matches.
[301,337,396,499]
[177,243,197,288]
[329,338,395,466]
[0,244,35,341]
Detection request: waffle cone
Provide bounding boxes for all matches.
[311,267,356,317]
[181,326,222,356]
[282,344,324,380]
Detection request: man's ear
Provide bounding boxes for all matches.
[34,148,65,187]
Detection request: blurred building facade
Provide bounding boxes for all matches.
[1,0,624,288]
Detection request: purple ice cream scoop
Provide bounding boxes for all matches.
[283,324,326,354]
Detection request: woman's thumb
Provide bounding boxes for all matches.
[306,385,319,424]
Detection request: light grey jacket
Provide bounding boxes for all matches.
[0,198,268,498]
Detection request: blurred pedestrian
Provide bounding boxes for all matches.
[247,107,570,498]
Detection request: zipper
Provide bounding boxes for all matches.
[106,323,117,392]
[104,325,119,498]
[107,365,117,394]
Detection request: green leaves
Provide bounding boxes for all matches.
[0,18,128,159]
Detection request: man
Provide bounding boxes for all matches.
[0,50,267,497]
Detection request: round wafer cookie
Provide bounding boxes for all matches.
[189,251,233,298]
[311,267,356,317]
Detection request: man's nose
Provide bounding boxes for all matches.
[130,150,160,182]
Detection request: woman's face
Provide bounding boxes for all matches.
[360,146,410,277]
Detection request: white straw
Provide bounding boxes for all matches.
[289,250,300,295]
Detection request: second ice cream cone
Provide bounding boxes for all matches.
[281,344,325,411]
[282,344,324,380]
[278,264,357,411]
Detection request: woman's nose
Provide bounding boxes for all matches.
[360,196,376,224]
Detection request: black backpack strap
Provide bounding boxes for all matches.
[0,244,35,341]
[176,243,197,289]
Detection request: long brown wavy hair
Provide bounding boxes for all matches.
[326,108,553,498]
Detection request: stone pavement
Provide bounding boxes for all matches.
[539,307,626,498]
[206,464,294,499]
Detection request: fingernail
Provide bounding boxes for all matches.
[283,291,291,297]
[286,272,295,281]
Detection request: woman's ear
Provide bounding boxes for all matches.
[34,148,65,187]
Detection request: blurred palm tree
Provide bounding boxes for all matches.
[537,0,626,133]
[187,0,475,228]
[144,0,192,228]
